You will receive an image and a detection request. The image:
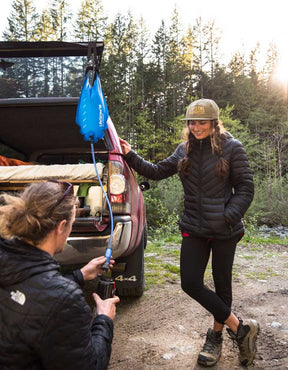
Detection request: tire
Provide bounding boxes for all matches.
[112,231,145,297]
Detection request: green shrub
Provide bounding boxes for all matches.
[247,175,288,226]
[143,176,183,237]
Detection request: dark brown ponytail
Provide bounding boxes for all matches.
[0,182,76,243]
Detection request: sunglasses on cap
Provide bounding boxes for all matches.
[47,180,74,216]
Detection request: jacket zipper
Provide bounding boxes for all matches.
[198,140,203,232]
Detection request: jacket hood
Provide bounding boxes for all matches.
[0,237,59,287]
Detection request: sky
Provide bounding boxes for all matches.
[1,0,288,78]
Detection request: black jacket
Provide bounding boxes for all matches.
[125,133,254,239]
[0,238,113,370]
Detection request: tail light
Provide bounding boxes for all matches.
[109,159,131,213]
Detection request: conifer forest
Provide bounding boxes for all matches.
[1,0,288,228]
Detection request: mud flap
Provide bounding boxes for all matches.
[112,232,145,297]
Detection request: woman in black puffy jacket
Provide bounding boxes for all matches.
[0,181,119,370]
[120,99,259,368]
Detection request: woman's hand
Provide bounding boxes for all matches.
[80,256,115,281]
[119,138,131,155]
[93,293,120,320]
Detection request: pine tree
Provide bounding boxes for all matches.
[134,17,150,111]
[191,17,222,98]
[102,12,139,137]
[150,20,169,128]
[34,9,54,41]
[206,20,221,78]
[167,6,184,119]
[261,42,279,87]
[2,0,40,97]
[74,0,107,41]
[228,51,246,79]
[3,0,39,41]
[49,0,72,41]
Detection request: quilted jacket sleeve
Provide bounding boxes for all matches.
[124,143,185,180]
[39,282,113,370]
[65,269,85,287]
[224,139,254,226]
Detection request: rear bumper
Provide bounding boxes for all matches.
[55,216,132,264]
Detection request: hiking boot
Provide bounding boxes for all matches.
[227,319,260,366]
[197,328,223,367]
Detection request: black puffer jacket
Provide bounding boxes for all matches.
[125,133,254,239]
[0,238,113,370]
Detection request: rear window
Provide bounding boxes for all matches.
[36,148,107,165]
[0,55,87,99]
[0,43,109,162]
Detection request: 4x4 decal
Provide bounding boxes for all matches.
[114,275,137,282]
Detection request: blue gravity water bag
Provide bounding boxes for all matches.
[76,72,109,142]
[75,70,112,270]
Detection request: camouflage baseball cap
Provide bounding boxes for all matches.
[182,99,219,120]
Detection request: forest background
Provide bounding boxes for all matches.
[1,0,288,233]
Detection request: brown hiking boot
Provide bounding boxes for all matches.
[197,328,223,367]
[227,319,260,366]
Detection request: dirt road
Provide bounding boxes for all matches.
[107,242,288,369]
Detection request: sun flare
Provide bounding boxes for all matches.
[274,55,288,83]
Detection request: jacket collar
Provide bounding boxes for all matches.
[0,237,59,287]
[194,135,211,148]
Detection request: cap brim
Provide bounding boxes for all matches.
[180,117,213,121]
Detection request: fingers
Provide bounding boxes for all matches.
[93,256,106,264]
[98,258,115,274]
[119,138,131,155]
[119,137,129,147]
[89,256,115,267]
[81,257,116,281]
[92,292,102,304]
[92,293,120,304]
[109,296,120,304]
[93,293,120,320]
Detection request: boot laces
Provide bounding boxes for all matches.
[227,320,247,353]
[201,332,220,353]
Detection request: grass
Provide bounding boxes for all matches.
[242,233,288,246]
[241,255,257,260]
[145,236,213,290]
[144,239,180,290]
[244,270,279,280]
[144,229,288,291]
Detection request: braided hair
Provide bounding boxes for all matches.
[178,119,229,178]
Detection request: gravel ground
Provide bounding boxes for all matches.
[107,243,288,369]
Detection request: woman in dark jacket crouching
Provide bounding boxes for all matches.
[120,98,259,367]
[0,181,119,370]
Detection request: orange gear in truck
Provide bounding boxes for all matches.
[0,155,32,166]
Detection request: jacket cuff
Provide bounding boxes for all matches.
[95,314,114,326]
[124,150,136,161]
[74,269,85,286]
[92,314,114,340]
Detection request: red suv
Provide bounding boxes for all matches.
[0,41,147,297]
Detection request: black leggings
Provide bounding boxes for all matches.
[180,235,239,324]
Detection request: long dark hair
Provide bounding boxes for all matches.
[178,119,229,178]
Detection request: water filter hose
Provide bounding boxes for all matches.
[90,138,113,270]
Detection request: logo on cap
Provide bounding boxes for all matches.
[192,105,206,115]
